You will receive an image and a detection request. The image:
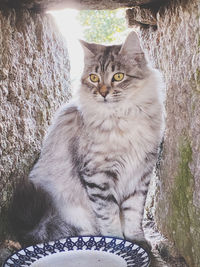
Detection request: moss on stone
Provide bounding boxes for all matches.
[198,37,200,48]
[167,138,200,267]
[196,69,200,91]
[189,68,200,94]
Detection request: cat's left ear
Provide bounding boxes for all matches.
[119,31,143,55]
[79,39,103,58]
[79,40,95,57]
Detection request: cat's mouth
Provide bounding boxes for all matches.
[95,98,108,103]
[97,96,111,104]
[94,92,120,104]
[96,97,119,104]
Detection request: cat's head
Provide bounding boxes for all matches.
[79,31,149,105]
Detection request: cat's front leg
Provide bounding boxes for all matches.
[121,190,146,241]
[121,170,152,242]
[82,172,123,238]
[121,186,151,252]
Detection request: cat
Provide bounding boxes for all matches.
[9,31,164,250]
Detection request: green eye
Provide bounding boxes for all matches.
[90,74,99,83]
[113,73,124,82]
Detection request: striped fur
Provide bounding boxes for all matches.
[10,32,164,247]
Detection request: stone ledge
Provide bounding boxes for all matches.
[0,0,167,11]
[126,6,157,27]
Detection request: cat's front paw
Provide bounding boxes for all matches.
[132,238,152,253]
[125,233,152,253]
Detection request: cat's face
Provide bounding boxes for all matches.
[80,32,147,104]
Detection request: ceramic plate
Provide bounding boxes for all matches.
[3,236,150,267]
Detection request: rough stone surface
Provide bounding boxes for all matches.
[144,220,188,267]
[126,6,157,26]
[128,0,200,266]
[0,0,166,11]
[0,8,71,246]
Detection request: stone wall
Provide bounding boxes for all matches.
[0,0,165,11]
[127,0,200,266]
[0,8,71,244]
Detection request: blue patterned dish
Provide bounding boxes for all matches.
[3,236,150,267]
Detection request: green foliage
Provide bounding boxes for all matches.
[77,9,127,44]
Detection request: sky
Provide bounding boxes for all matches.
[49,9,84,85]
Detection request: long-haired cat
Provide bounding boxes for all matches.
[9,32,164,250]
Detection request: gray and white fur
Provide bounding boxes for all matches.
[10,32,164,248]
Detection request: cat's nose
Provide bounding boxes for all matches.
[99,85,109,98]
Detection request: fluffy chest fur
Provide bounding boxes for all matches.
[80,110,153,168]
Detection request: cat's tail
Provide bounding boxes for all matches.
[8,179,77,247]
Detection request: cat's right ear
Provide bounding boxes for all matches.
[119,31,143,55]
[79,40,96,57]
